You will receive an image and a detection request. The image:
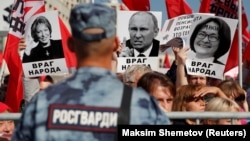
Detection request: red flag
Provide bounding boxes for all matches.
[199,0,248,29]
[122,0,150,11]
[199,0,211,13]
[243,40,250,63]
[165,0,192,19]
[0,51,3,67]
[3,0,45,112]
[120,2,129,10]
[163,53,171,68]
[242,29,250,53]
[224,28,250,73]
[224,29,239,73]
[58,17,76,69]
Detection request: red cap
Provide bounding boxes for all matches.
[0,102,12,113]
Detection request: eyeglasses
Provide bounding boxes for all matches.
[197,32,219,42]
[188,94,215,104]
[192,97,207,104]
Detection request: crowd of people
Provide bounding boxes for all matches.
[0,2,249,141]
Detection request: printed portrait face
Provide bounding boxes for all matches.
[193,21,220,58]
[35,23,51,44]
[128,12,158,50]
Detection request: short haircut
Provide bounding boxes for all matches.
[190,17,231,60]
[137,71,175,97]
[123,64,152,84]
[129,11,159,30]
[218,79,246,102]
[31,16,52,42]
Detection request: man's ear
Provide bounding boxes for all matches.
[113,36,119,52]
[67,37,75,53]
[154,27,159,38]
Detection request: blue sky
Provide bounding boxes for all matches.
[151,0,250,30]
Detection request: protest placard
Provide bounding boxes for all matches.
[185,14,238,79]
[22,11,68,77]
[116,10,162,73]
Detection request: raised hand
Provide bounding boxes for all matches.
[173,46,189,65]
[17,38,27,55]
[118,37,134,57]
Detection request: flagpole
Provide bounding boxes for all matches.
[238,0,243,87]
[0,61,7,87]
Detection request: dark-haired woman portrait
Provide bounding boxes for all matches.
[189,17,231,65]
[22,16,64,63]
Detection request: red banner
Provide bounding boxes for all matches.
[58,18,76,69]
[199,0,248,29]
[243,40,250,63]
[122,0,150,11]
[165,0,192,19]
[3,0,45,112]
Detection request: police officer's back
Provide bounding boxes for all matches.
[12,3,170,141]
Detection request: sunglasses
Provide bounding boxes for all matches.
[234,94,246,101]
[188,93,215,104]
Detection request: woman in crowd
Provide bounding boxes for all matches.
[218,78,249,112]
[203,97,242,125]
[217,78,249,124]
[171,84,228,125]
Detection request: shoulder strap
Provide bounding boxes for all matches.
[116,84,132,141]
[118,84,132,124]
